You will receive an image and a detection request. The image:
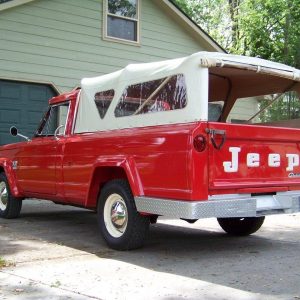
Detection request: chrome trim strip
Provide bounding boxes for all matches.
[71,89,81,134]
[135,191,300,219]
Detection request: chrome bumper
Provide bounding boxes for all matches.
[134,191,300,219]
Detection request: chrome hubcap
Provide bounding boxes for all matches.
[111,201,127,229]
[0,181,8,211]
[104,194,128,238]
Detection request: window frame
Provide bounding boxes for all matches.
[103,0,141,46]
[35,101,70,137]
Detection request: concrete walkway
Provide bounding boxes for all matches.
[1,200,300,299]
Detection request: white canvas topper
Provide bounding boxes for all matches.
[74,52,300,133]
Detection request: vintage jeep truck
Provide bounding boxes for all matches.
[1,52,300,250]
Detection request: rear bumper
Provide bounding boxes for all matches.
[134,191,300,219]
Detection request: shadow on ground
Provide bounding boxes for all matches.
[1,199,300,298]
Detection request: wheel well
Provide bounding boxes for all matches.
[0,167,4,173]
[86,167,128,208]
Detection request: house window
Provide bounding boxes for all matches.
[104,0,139,43]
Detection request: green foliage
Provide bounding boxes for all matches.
[173,0,232,49]
[0,257,10,268]
[238,0,300,67]
[172,0,300,67]
[0,257,6,268]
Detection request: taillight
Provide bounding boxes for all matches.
[193,135,206,152]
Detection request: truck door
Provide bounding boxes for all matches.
[15,102,69,195]
[15,137,58,194]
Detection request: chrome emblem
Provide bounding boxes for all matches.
[12,161,18,170]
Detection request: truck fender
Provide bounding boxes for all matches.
[0,158,22,197]
[85,156,144,208]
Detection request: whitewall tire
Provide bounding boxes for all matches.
[97,179,150,250]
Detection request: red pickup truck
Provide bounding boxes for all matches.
[1,52,300,250]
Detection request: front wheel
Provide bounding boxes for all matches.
[97,179,150,250]
[0,173,22,219]
[217,217,265,236]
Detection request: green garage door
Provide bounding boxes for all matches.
[0,80,57,145]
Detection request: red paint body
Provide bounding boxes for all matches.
[0,89,300,210]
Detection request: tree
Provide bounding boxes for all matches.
[173,0,232,49]
[172,0,242,51]
[237,0,300,67]
[228,0,241,50]
[172,0,300,67]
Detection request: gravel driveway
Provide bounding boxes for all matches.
[0,199,300,299]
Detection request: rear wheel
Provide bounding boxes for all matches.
[217,217,265,236]
[97,179,150,250]
[0,173,22,219]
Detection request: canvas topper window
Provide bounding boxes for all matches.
[115,74,187,117]
[94,89,115,119]
[105,0,139,43]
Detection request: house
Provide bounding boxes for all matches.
[0,0,224,145]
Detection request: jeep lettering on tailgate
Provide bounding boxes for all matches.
[223,147,300,173]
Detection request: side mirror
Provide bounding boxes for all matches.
[9,126,31,142]
[10,126,18,136]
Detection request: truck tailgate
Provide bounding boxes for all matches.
[207,122,300,194]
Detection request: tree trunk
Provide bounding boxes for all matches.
[228,0,240,49]
[283,0,291,64]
